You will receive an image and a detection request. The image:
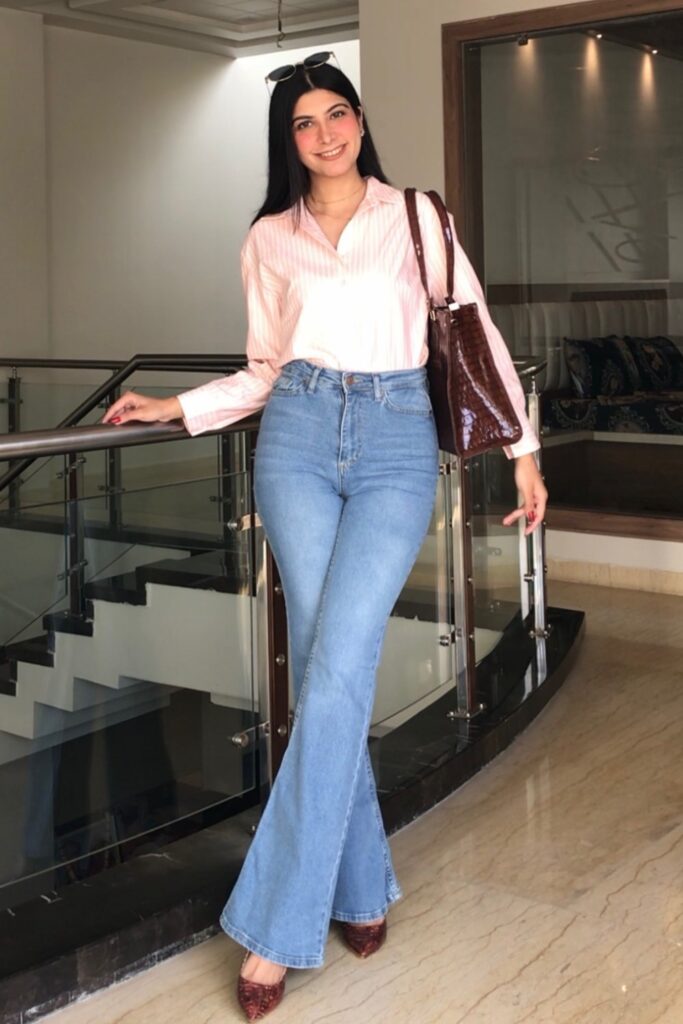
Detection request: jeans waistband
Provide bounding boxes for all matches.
[280,359,428,395]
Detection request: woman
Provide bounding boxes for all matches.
[103,53,547,1021]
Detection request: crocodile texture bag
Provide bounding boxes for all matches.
[404,187,523,458]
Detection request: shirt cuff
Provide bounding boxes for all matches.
[503,434,541,460]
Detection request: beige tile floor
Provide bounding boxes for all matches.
[45,580,683,1024]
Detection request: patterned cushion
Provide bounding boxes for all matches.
[543,395,683,435]
[563,336,640,398]
[624,336,683,391]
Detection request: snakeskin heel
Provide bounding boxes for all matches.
[340,917,387,958]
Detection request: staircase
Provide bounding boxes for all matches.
[0,549,255,750]
[0,536,473,755]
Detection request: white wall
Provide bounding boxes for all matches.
[0,9,49,357]
[0,12,358,376]
[547,530,683,595]
[45,30,360,366]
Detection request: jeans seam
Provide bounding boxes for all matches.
[329,747,398,921]
[290,522,344,736]
[365,748,396,892]
[316,619,387,953]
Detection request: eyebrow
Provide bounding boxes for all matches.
[292,102,349,124]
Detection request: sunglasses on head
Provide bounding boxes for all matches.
[265,50,339,94]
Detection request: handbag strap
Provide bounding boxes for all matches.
[404,187,456,305]
[404,188,431,301]
[425,190,455,302]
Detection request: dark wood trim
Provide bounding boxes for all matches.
[442,30,465,237]
[487,283,680,304]
[443,0,683,41]
[265,546,290,779]
[442,0,683,242]
[462,45,484,280]
[546,507,683,541]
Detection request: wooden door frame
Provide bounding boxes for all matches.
[442,0,683,253]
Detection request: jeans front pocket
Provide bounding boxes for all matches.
[271,373,307,397]
[381,383,433,417]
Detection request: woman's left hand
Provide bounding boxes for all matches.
[502,452,548,536]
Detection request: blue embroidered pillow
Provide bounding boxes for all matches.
[563,336,639,398]
[624,336,683,391]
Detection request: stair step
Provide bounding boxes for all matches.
[136,550,249,594]
[85,571,146,606]
[2,633,54,668]
[0,659,16,697]
[43,609,94,637]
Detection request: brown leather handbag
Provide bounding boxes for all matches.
[404,187,523,458]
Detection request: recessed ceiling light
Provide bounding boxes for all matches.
[595,33,603,39]
[651,47,659,54]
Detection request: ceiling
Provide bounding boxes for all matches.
[0,0,360,55]
[595,13,683,62]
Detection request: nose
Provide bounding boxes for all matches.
[316,121,334,146]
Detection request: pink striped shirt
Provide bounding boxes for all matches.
[177,175,540,459]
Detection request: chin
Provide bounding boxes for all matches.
[316,159,357,177]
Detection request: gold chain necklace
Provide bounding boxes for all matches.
[308,180,366,208]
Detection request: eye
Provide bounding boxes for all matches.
[294,119,313,131]
[330,108,347,119]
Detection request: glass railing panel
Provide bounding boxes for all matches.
[469,449,525,661]
[0,382,9,434]
[117,438,226,541]
[0,450,107,530]
[0,380,109,507]
[0,443,258,909]
[15,382,109,432]
[369,473,453,737]
[0,373,247,518]
[0,495,68,649]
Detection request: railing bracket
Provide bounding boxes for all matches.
[446,703,487,720]
[528,625,553,639]
[231,721,270,748]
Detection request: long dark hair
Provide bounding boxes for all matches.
[252,62,390,227]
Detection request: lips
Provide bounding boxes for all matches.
[316,143,346,160]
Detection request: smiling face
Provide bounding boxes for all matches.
[291,88,363,184]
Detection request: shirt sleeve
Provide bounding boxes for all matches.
[176,229,282,437]
[417,194,540,461]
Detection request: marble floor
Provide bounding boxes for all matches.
[45,580,683,1024]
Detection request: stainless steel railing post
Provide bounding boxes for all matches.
[525,378,549,642]
[444,455,486,720]
[56,451,89,621]
[7,371,21,511]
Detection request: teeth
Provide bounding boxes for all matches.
[319,145,344,157]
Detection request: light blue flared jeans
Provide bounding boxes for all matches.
[219,358,439,969]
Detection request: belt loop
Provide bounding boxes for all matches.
[373,374,382,401]
[307,366,321,393]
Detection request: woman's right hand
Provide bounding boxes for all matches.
[100,390,183,426]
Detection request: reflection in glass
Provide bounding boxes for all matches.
[470,450,524,659]
[371,478,451,735]
[0,437,257,910]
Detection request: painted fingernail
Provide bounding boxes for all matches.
[111,417,121,424]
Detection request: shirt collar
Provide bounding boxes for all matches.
[295,174,402,238]
[361,175,403,208]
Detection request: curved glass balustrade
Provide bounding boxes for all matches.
[0,357,583,1020]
